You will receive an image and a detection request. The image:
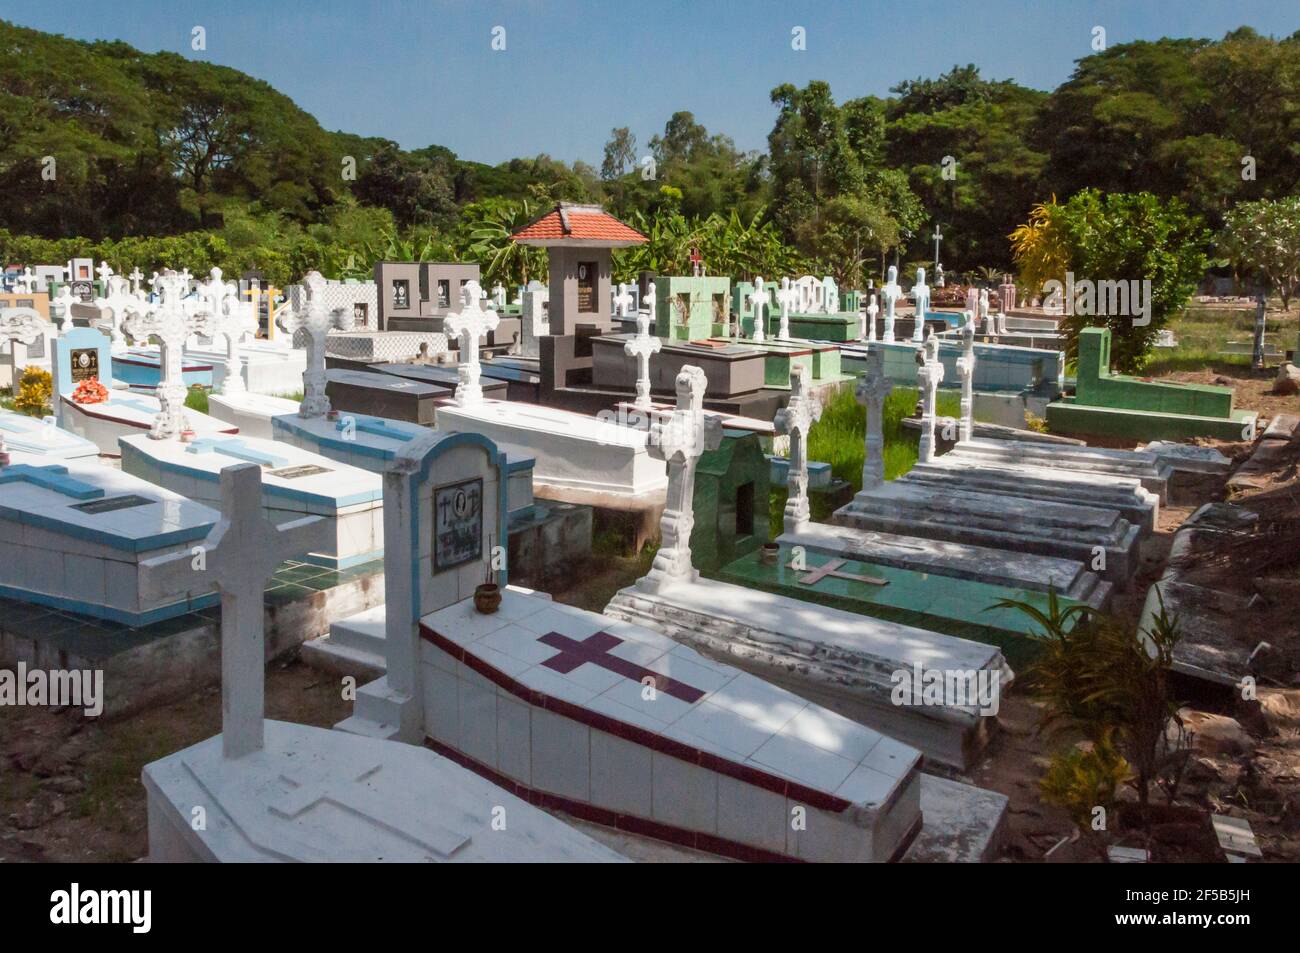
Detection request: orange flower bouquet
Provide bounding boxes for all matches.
[71,377,110,404]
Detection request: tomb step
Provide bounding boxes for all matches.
[301,635,385,681]
[951,439,1172,500]
[905,774,1009,863]
[328,606,387,654]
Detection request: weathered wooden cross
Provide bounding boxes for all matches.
[276,271,354,418]
[123,271,214,439]
[444,280,500,407]
[773,364,823,534]
[791,556,887,588]
[140,463,328,759]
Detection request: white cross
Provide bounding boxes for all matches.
[864,293,879,343]
[52,285,77,333]
[776,277,797,341]
[128,267,144,294]
[932,228,943,264]
[612,282,635,319]
[95,261,114,286]
[123,271,214,439]
[207,270,259,396]
[911,267,930,344]
[624,309,661,410]
[774,365,823,534]
[856,348,892,492]
[15,267,35,293]
[980,289,995,334]
[881,265,901,343]
[642,283,656,322]
[965,287,979,322]
[957,315,977,443]
[140,463,329,759]
[92,274,146,346]
[639,365,722,593]
[916,330,945,463]
[492,282,507,308]
[444,280,500,407]
[748,277,768,343]
[277,271,355,418]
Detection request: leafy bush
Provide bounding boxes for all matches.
[1040,733,1132,860]
[13,366,52,416]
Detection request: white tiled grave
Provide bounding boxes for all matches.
[603,576,1012,771]
[833,479,1143,587]
[945,437,1174,501]
[143,719,627,863]
[60,391,238,456]
[186,342,307,395]
[0,452,219,624]
[409,588,925,862]
[436,399,668,502]
[903,457,1159,533]
[119,434,383,569]
[0,408,99,460]
[779,520,1113,609]
[206,392,300,440]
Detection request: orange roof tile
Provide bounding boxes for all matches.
[512,204,647,246]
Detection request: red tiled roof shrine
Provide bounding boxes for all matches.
[512,204,647,247]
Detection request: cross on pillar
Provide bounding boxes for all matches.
[639,365,722,593]
[612,282,635,319]
[748,277,768,343]
[52,286,76,333]
[911,267,930,344]
[864,293,879,343]
[139,463,329,759]
[856,348,893,492]
[538,630,705,703]
[204,268,258,396]
[444,280,500,407]
[932,227,943,266]
[776,277,796,341]
[276,271,354,418]
[689,247,703,277]
[92,275,145,347]
[15,267,35,293]
[123,271,214,439]
[881,265,901,344]
[773,365,823,534]
[624,308,661,410]
[917,330,945,464]
[95,261,114,287]
[957,316,977,443]
[791,556,887,588]
[128,267,144,295]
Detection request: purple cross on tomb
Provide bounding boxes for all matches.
[537,630,705,704]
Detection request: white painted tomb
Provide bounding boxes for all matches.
[0,409,98,460]
[142,463,624,864]
[120,433,383,570]
[52,327,237,455]
[0,451,219,625]
[944,437,1174,502]
[0,304,55,389]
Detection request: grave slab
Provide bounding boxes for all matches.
[120,434,383,569]
[325,367,445,425]
[945,437,1173,501]
[364,361,508,401]
[206,392,300,440]
[0,408,99,460]
[111,347,214,390]
[0,452,219,625]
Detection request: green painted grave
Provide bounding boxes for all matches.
[655,275,732,342]
[690,430,770,574]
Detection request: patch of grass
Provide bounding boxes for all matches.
[1141,304,1289,377]
[274,390,304,402]
[184,385,209,414]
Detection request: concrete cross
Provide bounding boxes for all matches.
[856,348,893,492]
[957,314,977,443]
[881,265,902,343]
[492,282,507,308]
[864,293,879,343]
[916,330,945,464]
[612,282,635,319]
[748,277,768,343]
[128,267,144,294]
[15,267,35,293]
[689,247,703,276]
[52,285,77,333]
[792,556,887,588]
[123,271,214,439]
[639,365,722,593]
[624,307,661,410]
[932,227,943,266]
[92,274,145,346]
[642,282,656,321]
[773,364,823,534]
[276,271,354,418]
[979,289,994,334]
[205,268,258,396]
[965,287,979,323]
[140,463,328,759]
[910,267,930,344]
[776,277,796,341]
[186,436,290,468]
[444,280,500,407]
[95,261,114,286]
[0,462,103,499]
[538,630,705,703]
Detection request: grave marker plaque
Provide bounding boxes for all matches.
[70,347,100,383]
[392,280,410,310]
[269,464,333,480]
[71,494,153,514]
[577,262,595,312]
[433,477,483,572]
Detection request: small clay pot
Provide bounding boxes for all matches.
[760,543,780,566]
[474,583,502,614]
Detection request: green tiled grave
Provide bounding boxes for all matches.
[717,548,1086,668]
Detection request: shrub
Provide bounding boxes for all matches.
[13,366,52,416]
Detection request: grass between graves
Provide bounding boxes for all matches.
[184,384,209,414]
[1135,305,1286,377]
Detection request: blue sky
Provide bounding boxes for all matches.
[3,0,1296,166]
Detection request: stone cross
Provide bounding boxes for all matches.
[52,285,76,333]
[911,267,930,344]
[624,307,661,410]
[864,293,879,343]
[773,365,823,534]
[208,275,259,397]
[95,260,114,287]
[276,271,354,418]
[793,556,887,588]
[956,314,976,443]
[999,275,1017,313]
[916,330,945,464]
[638,365,722,593]
[932,227,943,267]
[139,463,328,759]
[881,265,902,343]
[492,283,507,308]
[123,271,214,439]
[92,274,145,346]
[128,267,144,295]
[965,287,979,322]
[612,282,635,319]
[748,277,768,343]
[14,267,35,293]
[775,277,796,341]
[444,280,500,407]
[856,348,893,492]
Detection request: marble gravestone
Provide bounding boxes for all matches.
[142,462,624,864]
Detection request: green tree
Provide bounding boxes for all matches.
[1220,196,1300,312]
